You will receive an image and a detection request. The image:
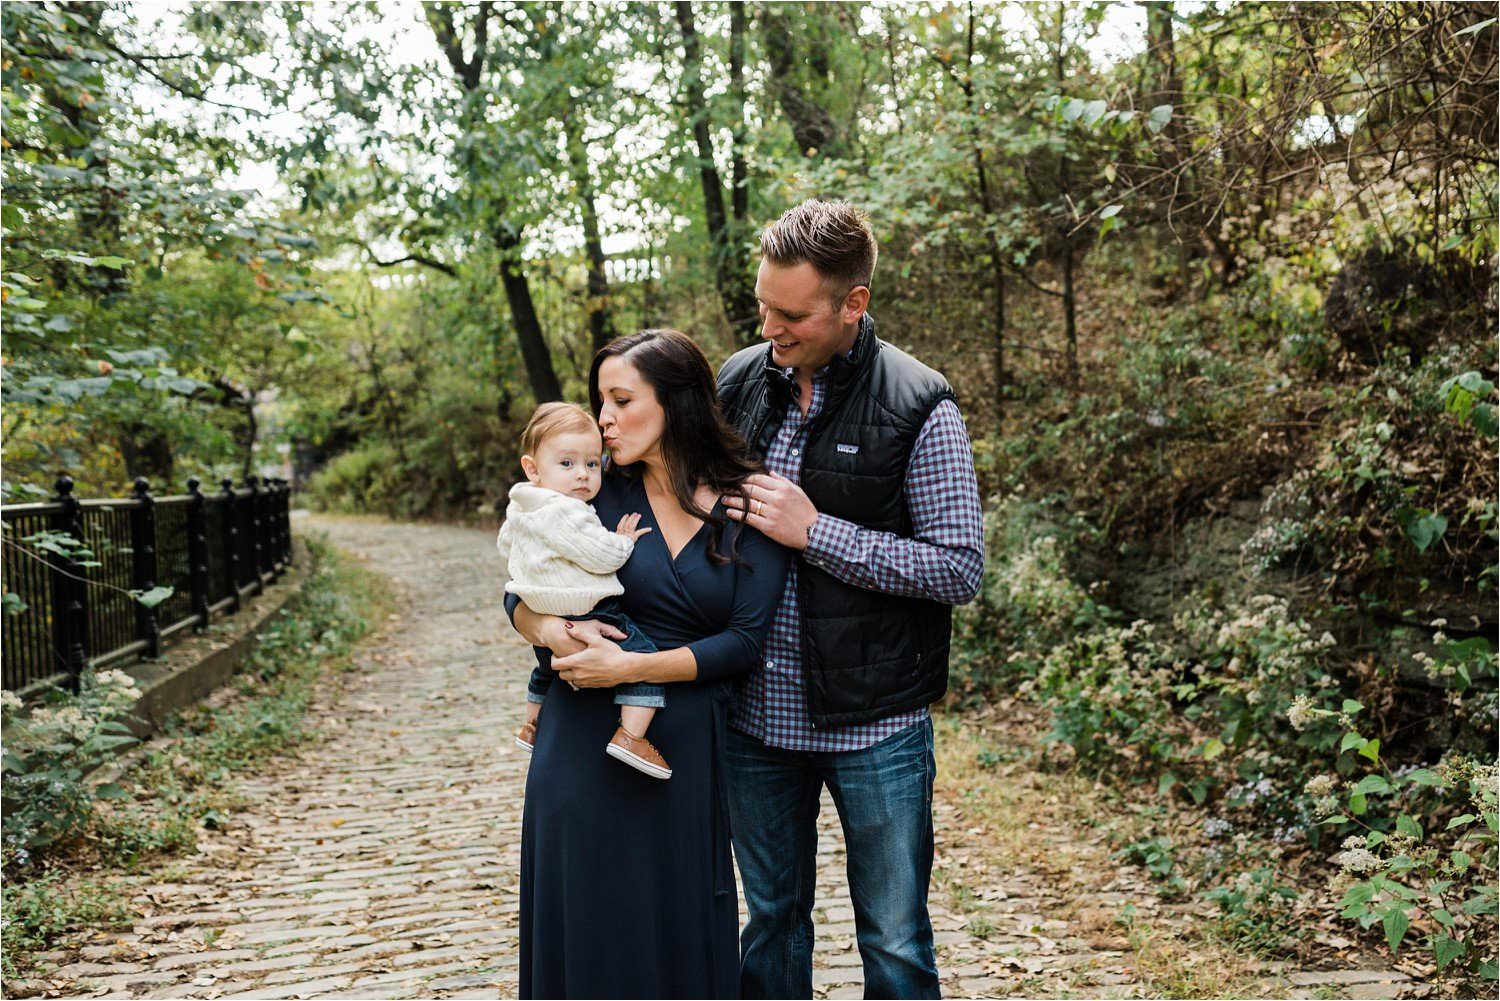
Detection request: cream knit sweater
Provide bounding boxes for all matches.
[496,482,633,616]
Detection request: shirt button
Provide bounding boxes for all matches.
[766,660,775,669]
[791,448,800,456]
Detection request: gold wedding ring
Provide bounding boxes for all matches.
[755,499,765,517]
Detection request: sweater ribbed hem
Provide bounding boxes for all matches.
[504,581,624,617]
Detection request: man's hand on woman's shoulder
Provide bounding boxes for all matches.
[723,472,818,550]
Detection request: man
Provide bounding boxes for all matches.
[718,199,985,999]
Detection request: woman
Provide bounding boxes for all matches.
[505,329,790,999]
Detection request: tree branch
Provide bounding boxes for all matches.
[106,43,271,116]
[367,251,458,277]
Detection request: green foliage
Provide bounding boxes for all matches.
[1,670,142,854]
[955,476,1496,976]
[1326,749,1498,978]
[1201,864,1302,954]
[1118,837,1189,896]
[1,0,330,490]
[1244,347,1499,605]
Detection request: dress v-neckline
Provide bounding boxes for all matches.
[637,478,718,564]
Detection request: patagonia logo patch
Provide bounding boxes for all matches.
[836,443,860,455]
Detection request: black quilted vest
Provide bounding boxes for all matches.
[717,316,957,727]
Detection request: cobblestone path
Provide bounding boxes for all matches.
[39,516,1424,1000]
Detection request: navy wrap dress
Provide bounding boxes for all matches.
[512,474,789,999]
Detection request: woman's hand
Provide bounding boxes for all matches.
[553,627,641,689]
[514,604,626,657]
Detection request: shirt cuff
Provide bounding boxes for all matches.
[803,514,858,570]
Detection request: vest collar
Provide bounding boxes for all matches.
[825,313,877,394]
[758,313,879,408]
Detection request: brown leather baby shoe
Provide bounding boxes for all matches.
[515,719,537,753]
[605,726,672,780]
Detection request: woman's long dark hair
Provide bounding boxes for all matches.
[589,329,761,565]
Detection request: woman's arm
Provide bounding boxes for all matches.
[505,594,626,657]
[553,524,791,688]
[552,639,700,687]
[685,525,791,681]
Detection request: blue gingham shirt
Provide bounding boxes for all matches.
[730,329,986,752]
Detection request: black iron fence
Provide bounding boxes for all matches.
[1,475,294,694]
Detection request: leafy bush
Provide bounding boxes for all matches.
[304,442,401,514]
[953,511,1497,977]
[1244,357,1498,606]
[1,670,142,858]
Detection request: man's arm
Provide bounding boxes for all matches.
[802,399,984,604]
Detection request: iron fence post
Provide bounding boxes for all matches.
[245,474,266,591]
[221,478,242,612]
[279,479,291,565]
[186,476,210,629]
[49,475,89,691]
[267,478,283,580]
[130,478,162,658]
[281,479,295,565]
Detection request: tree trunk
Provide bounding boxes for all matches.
[991,257,1006,429]
[119,425,175,484]
[1062,248,1078,385]
[238,401,258,480]
[566,119,617,356]
[1055,9,1079,385]
[759,2,845,158]
[675,1,759,346]
[955,3,1007,427]
[729,3,749,225]
[494,226,563,403]
[1146,1,1195,284]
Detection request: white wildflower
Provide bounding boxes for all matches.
[1203,817,1234,839]
[0,690,22,713]
[1335,846,1383,874]
[1287,694,1317,731]
[1304,774,1339,798]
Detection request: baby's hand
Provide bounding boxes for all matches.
[615,512,653,542]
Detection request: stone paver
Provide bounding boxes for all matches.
[20,514,1429,1000]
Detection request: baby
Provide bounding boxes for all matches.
[496,402,672,780]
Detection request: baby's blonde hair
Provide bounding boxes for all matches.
[519,402,599,457]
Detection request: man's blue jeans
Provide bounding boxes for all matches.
[725,719,939,999]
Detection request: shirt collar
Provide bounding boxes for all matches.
[780,312,876,383]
